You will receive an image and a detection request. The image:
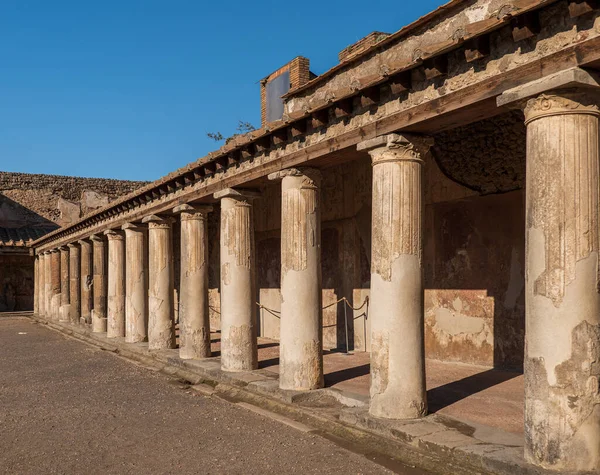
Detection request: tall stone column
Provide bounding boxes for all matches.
[38,253,45,317]
[50,249,61,321]
[79,239,93,325]
[174,204,213,359]
[214,188,260,372]
[142,215,175,350]
[268,168,323,390]
[32,256,38,314]
[59,246,70,322]
[522,91,600,472]
[90,234,107,333]
[122,223,148,343]
[44,251,52,319]
[357,133,431,420]
[33,255,39,314]
[68,243,81,325]
[105,229,126,338]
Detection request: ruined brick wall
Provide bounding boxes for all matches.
[0,171,148,312]
[248,112,526,368]
[0,171,149,229]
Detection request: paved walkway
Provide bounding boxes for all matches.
[0,317,429,475]
[235,335,524,436]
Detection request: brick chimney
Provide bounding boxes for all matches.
[339,31,390,63]
[260,56,313,127]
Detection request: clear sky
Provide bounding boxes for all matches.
[1,0,447,182]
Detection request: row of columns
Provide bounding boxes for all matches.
[32,86,600,471]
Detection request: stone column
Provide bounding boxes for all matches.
[59,246,70,322]
[33,255,39,314]
[174,204,213,359]
[142,215,175,350]
[44,251,52,319]
[523,91,600,472]
[90,234,107,333]
[50,249,61,321]
[357,133,431,420]
[268,168,323,390]
[122,223,148,343]
[105,229,126,338]
[79,239,93,325]
[38,253,45,316]
[68,243,81,325]
[214,188,259,372]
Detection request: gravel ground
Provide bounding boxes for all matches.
[0,317,428,475]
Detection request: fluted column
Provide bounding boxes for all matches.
[268,168,323,390]
[174,204,213,359]
[122,223,148,343]
[44,251,52,319]
[50,249,61,321]
[90,234,107,333]
[105,229,126,338]
[522,91,600,472]
[68,243,81,324]
[142,215,175,350]
[38,253,45,316]
[79,239,93,325]
[59,246,70,322]
[357,133,431,420]
[214,188,260,372]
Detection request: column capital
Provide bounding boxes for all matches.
[122,222,147,232]
[89,233,106,243]
[358,133,433,165]
[213,187,260,201]
[59,245,69,252]
[103,229,125,241]
[267,167,322,185]
[523,92,600,124]
[141,214,175,229]
[173,203,213,221]
[67,242,80,249]
[77,238,91,246]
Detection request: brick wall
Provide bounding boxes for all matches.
[260,56,312,126]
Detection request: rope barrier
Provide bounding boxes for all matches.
[210,296,369,353]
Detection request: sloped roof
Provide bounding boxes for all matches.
[0,227,57,247]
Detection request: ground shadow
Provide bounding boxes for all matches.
[427,368,521,413]
[324,363,370,387]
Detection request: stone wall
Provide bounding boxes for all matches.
[0,171,148,311]
[0,171,148,229]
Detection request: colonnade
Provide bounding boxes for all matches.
[32,87,600,471]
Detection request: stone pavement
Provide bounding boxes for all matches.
[0,316,427,475]
[20,313,574,475]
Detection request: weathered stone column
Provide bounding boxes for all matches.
[44,251,52,319]
[79,239,93,325]
[122,223,148,343]
[357,133,431,420]
[105,229,126,338]
[59,246,70,322]
[50,249,61,321]
[33,255,39,314]
[174,204,213,359]
[214,188,259,372]
[521,91,600,471]
[142,215,175,350]
[38,253,45,316]
[90,234,107,333]
[268,168,323,390]
[68,243,81,325]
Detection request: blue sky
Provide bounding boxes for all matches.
[1,1,447,181]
